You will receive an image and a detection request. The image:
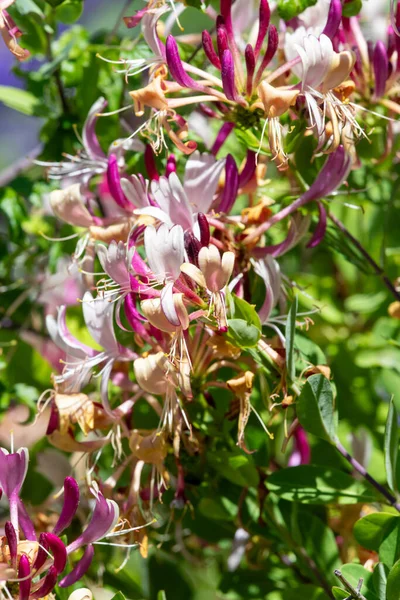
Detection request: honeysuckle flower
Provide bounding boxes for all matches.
[181,244,235,331]
[144,223,185,326]
[135,151,225,230]
[287,33,361,151]
[102,4,169,80]
[46,293,135,415]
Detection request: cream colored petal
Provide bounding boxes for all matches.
[141,297,177,333]
[134,352,168,395]
[256,82,299,118]
[180,262,207,288]
[221,251,235,287]
[50,183,94,228]
[322,50,356,93]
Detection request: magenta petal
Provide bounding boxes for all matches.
[221,49,238,101]
[46,404,59,435]
[33,533,49,572]
[5,522,17,566]
[166,36,204,91]
[53,477,80,536]
[17,497,37,541]
[254,0,271,58]
[211,122,234,156]
[59,545,95,588]
[307,202,327,248]
[18,555,31,600]
[373,41,389,98]
[0,447,28,498]
[216,18,229,59]
[123,7,148,28]
[165,154,177,176]
[144,144,160,181]
[238,151,256,188]
[197,213,210,247]
[66,492,119,553]
[32,566,58,599]
[255,25,278,81]
[218,154,239,213]
[45,533,67,573]
[245,44,255,96]
[202,30,221,69]
[321,0,342,39]
[82,97,107,161]
[107,155,133,211]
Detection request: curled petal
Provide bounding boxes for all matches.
[67,589,93,600]
[53,477,80,536]
[32,566,58,599]
[59,545,94,588]
[44,533,67,573]
[202,30,221,69]
[17,498,37,541]
[66,492,119,553]
[82,97,107,161]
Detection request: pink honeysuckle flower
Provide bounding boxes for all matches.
[144,223,186,327]
[181,244,235,331]
[96,241,135,300]
[285,32,361,148]
[134,151,225,232]
[100,4,168,80]
[46,293,136,414]
[0,446,29,500]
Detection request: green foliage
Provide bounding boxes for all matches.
[266,465,376,504]
[277,0,318,21]
[297,375,337,443]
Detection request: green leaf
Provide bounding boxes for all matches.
[266,465,376,504]
[342,0,362,18]
[379,519,400,569]
[157,593,167,600]
[372,563,389,600]
[277,0,318,21]
[232,295,262,329]
[354,513,399,551]
[54,0,83,23]
[387,559,400,600]
[332,588,348,600]
[0,86,44,116]
[285,295,298,382]
[296,374,337,443]
[208,449,259,487]
[227,318,261,349]
[384,398,399,494]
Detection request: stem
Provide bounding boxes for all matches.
[46,30,69,115]
[335,441,400,513]
[106,0,132,44]
[328,213,400,302]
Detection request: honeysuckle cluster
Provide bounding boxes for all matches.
[0,446,124,600]
[4,0,400,596]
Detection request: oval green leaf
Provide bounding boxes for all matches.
[296,374,337,443]
[266,465,376,504]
